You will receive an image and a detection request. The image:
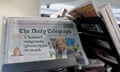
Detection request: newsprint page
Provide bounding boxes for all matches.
[3,17,88,65]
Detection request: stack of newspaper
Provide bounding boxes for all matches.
[68,1,120,67]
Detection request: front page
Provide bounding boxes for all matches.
[3,17,88,64]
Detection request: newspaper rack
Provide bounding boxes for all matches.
[2,57,78,72]
[2,16,120,72]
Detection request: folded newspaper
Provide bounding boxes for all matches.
[3,17,88,64]
[98,4,120,64]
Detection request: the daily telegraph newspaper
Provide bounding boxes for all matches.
[3,17,88,64]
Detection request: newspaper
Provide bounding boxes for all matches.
[3,17,88,64]
[98,4,120,63]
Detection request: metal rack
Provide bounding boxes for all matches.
[2,57,78,72]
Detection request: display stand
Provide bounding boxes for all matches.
[2,16,120,72]
[2,57,78,72]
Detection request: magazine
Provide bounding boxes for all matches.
[68,1,98,18]
[3,17,88,64]
[77,2,97,17]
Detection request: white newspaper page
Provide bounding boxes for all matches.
[3,17,88,64]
